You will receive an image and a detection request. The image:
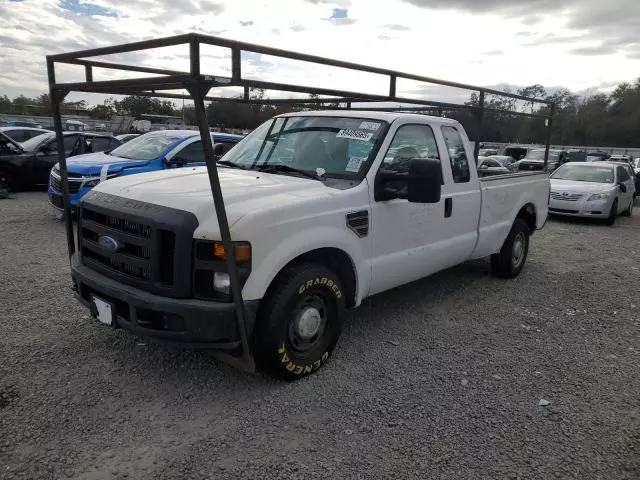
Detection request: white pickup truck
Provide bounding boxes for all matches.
[71,111,550,379]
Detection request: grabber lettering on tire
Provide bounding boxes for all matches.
[253,262,346,381]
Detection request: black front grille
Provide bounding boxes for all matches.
[549,207,579,214]
[81,210,157,283]
[50,169,81,194]
[79,191,198,299]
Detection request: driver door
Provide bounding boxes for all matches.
[35,134,78,186]
[369,123,450,295]
[616,165,634,211]
[166,140,205,168]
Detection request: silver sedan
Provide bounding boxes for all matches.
[549,162,635,225]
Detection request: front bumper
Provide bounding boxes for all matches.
[71,253,259,349]
[48,185,90,213]
[548,196,612,218]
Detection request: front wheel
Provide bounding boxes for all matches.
[491,218,530,279]
[253,262,346,380]
[0,169,15,198]
[622,197,634,217]
[606,200,618,225]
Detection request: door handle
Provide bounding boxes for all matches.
[444,197,453,218]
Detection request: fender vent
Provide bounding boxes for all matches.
[346,210,369,238]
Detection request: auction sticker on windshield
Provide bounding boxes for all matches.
[336,129,374,142]
[345,156,367,173]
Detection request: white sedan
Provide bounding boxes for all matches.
[549,162,635,225]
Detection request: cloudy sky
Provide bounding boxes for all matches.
[1,0,639,105]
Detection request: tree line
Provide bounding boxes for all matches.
[2,78,639,147]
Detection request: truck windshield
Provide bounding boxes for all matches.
[220,116,387,179]
[109,132,182,160]
[551,165,614,183]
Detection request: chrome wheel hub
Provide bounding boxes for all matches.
[295,307,322,340]
[512,232,525,267]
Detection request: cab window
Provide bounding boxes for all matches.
[441,126,470,183]
[380,124,440,174]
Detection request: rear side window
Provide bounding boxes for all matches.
[441,126,470,183]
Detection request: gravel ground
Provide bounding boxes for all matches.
[1,192,639,480]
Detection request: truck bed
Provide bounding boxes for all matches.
[472,171,550,259]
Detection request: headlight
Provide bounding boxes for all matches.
[84,172,120,188]
[193,240,252,301]
[587,193,609,201]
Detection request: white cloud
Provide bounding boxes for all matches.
[0,0,638,107]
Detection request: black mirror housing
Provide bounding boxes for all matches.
[407,159,442,203]
[619,182,627,193]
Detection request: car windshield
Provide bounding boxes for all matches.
[551,164,614,183]
[21,132,54,151]
[109,132,183,160]
[219,116,387,178]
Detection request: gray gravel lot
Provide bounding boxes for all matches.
[1,192,639,480]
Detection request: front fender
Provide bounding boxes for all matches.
[241,226,370,305]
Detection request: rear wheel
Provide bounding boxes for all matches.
[253,262,345,380]
[622,197,633,216]
[606,200,618,225]
[491,218,530,279]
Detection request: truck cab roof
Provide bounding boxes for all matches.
[277,109,462,126]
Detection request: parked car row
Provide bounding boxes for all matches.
[47,130,243,211]
[0,130,122,191]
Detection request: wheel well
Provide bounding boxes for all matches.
[517,203,537,233]
[268,248,358,308]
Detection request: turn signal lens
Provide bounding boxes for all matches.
[213,242,251,263]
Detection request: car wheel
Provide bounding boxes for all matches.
[253,262,345,380]
[0,168,15,196]
[491,218,530,279]
[606,200,618,225]
[622,197,634,216]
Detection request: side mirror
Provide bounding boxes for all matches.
[376,158,442,203]
[169,155,187,167]
[407,158,442,204]
[619,183,627,193]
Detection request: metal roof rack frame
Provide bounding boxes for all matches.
[47,33,554,372]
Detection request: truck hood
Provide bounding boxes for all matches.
[66,152,150,175]
[550,179,615,193]
[91,166,338,228]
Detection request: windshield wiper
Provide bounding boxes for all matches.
[255,164,325,182]
[217,160,247,170]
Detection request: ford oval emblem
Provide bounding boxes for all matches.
[98,235,121,252]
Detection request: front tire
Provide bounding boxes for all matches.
[491,218,530,279]
[606,200,618,225]
[622,197,633,217]
[0,168,15,198]
[253,263,346,380]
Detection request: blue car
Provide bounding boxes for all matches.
[48,130,243,211]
